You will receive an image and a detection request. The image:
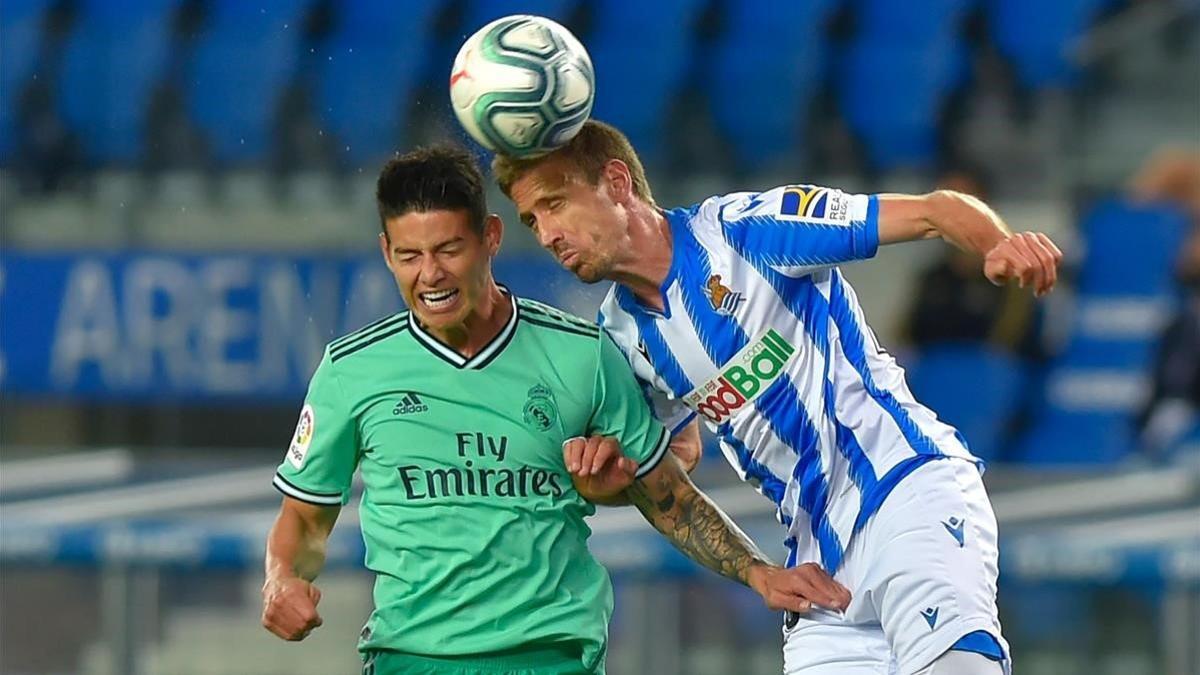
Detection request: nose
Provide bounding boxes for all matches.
[417,254,447,287]
[535,219,562,250]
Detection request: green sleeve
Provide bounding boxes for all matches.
[272,347,359,505]
[589,332,670,477]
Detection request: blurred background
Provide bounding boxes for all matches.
[1,0,1198,673]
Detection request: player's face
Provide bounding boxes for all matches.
[379,209,501,332]
[510,159,627,284]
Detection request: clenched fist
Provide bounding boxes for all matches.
[262,575,323,641]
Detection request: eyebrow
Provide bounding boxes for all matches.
[392,237,464,254]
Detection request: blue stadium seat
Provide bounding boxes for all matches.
[461,0,576,29]
[317,1,442,165]
[588,0,706,164]
[0,0,51,161]
[1014,410,1133,464]
[1076,198,1189,297]
[837,37,967,170]
[58,0,179,164]
[854,0,976,41]
[707,0,837,169]
[905,346,1027,463]
[186,0,311,164]
[986,0,1112,88]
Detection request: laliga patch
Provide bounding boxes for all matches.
[778,185,851,225]
[287,404,315,468]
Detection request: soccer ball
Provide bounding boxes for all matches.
[450,15,594,157]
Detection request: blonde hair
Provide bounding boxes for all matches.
[492,120,655,205]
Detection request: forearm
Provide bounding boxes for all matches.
[627,469,772,586]
[265,506,332,582]
[924,190,1012,255]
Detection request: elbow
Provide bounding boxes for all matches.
[670,438,702,474]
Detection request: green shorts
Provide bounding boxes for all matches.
[360,644,599,675]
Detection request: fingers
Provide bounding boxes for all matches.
[782,563,852,611]
[983,232,1064,296]
[617,456,639,476]
[562,437,585,473]
[565,436,628,477]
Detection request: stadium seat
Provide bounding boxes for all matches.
[706,0,838,169]
[316,0,442,166]
[58,0,179,164]
[186,0,311,164]
[837,37,968,170]
[587,0,706,164]
[854,0,976,41]
[1014,410,1133,464]
[905,346,1028,463]
[461,0,577,29]
[986,0,1112,88]
[1075,198,1189,297]
[0,0,51,161]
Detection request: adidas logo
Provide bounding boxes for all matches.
[393,392,429,415]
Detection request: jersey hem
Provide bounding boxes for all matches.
[634,426,671,478]
[273,473,344,505]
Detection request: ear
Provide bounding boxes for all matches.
[378,231,394,272]
[601,159,633,203]
[483,214,504,257]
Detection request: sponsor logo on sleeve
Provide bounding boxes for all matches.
[778,185,851,224]
[683,330,796,424]
[287,404,315,468]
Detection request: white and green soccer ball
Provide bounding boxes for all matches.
[450,15,594,157]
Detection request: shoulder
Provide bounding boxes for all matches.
[325,310,411,365]
[517,298,601,340]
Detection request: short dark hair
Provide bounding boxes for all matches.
[375,145,487,237]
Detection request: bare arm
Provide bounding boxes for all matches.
[262,497,340,640]
[878,190,1064,296]
[625,453,851,612]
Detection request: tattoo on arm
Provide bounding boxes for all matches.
[626,459,769,586]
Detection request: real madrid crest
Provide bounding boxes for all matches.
[522,384,559,432]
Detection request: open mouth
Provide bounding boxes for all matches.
[418,288,460,311]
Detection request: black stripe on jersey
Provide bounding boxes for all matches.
[273,473,343,505]
[519,303,598,332]
[469,313,521,370]
[522,316,599,339]
[330,313,408,351]
[634,426,671,478]
[330,325,409,362]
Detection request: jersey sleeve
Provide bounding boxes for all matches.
[273,348,359,505]
[716,184,880,277]
[588,332,671,478]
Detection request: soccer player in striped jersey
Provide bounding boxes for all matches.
[261,146,849,674]
[494,121,1063,675]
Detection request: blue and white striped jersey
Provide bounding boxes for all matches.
[599,185,978,572]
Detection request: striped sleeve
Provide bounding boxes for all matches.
[716,185,879,277]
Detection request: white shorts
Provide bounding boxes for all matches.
[782,458,1009,675]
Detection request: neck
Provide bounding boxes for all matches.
[428,283,511,356]
[609,202,673,311]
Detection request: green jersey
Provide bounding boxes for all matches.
[273,291,669,673]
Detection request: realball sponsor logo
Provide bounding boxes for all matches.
[684,330,795,424]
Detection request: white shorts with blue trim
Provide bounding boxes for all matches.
[782,458,1009,675]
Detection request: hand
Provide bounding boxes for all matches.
[746,561,852,614]
[983,231,1064,297]
[262,575,323,641]
[564,435,639,501]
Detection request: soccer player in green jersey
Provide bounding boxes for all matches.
[261,146,849,675]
